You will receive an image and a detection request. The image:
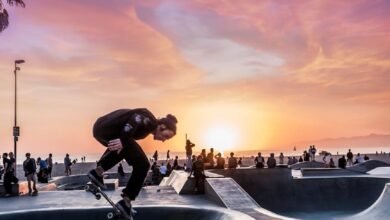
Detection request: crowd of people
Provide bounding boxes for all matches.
[0,152,79,197]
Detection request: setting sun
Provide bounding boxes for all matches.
[203,125,239,154]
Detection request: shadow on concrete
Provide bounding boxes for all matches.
[0,205,254,220]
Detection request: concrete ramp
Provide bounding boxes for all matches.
[348,183,390,220]
[206,178,259,209]
[205,178,292,219]
[347,160,390,174]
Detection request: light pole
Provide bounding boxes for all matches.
[13,59,25,168]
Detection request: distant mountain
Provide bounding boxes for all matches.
[294,134,390,149]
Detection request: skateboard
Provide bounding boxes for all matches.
[85,182,133,220]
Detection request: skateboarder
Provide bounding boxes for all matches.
[88,108,177,219]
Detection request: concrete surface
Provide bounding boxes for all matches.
[0,206,254,220]
[347,183,390,220]
[210,167,390,219]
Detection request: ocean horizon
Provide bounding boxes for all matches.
[13,146,390,164]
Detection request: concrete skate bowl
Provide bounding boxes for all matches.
[210,168,390,219]
[344,183,390,220]
[0,206,254,220]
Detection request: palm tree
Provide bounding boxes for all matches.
[0,0,25,33]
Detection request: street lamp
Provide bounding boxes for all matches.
[13,59,25,168]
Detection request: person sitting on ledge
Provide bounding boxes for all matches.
[267,153,277,168]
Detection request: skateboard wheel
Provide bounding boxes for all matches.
[84,185,90,191]
[107,212,114,219]
[95,193,102,200]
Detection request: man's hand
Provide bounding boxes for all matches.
[108,138,123,154]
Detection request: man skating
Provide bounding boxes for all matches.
[88,108,177,219]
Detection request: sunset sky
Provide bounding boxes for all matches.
[0,0,389,158]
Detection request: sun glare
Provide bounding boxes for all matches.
[203,125,239,154]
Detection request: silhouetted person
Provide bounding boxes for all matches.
[23,153,38,196]
[153,150,158,162]
[338,155,347,169]
[46,153,53,179]
[298,156,303,162]
[356,153,364,163]
[166,150,170,161]
[267,153,277,168]
[228,152,238,169]
[37,157,48,183]
[185,139,195,171]
[292,156,298,164]
[118,163,125,177]
[215,153,225,169]
[364,155,370,161]
[346,149,353,166]
[201,149,207,163]
[255,152,264,168]
[238,157,242,167]
[279,153,284,164]
[207,148,215,168]
[64,153,72,176]
[173,156,180,170]
[303,150,310,161]
[189,155,205,194]
[329,158,336,168]
[166,161,172,175]
[3,152,18,196]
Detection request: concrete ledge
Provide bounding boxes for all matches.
[289,161,326,170]
[0,183,19,196]
[87,179,118,191]
[301,168,356,177]
[161,170,196,194]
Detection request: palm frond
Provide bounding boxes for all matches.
[7,0,25,8]
[0,8,9,32]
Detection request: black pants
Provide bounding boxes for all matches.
[97,138,150,200]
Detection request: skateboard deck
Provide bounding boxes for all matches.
[85,182,133,220]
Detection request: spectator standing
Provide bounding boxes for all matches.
[346,149,353,166]
[310,145,317,161]
[152,150,158,162]
[23,153,38,195]
[279,153,284,164]
[207,148,215,168]
[118,163,125,177]
[189,155,205,194]
[166,150,170,161]
[3,152,18,196]
[46,153,53,179]
[185,139,195,171]
[64,153,72,176]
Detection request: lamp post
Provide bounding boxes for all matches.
[13,59,25,168]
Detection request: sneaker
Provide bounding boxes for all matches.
[87,169,106,189]
[115,199,133,220]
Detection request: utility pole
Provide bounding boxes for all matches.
[13,59,25,168]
